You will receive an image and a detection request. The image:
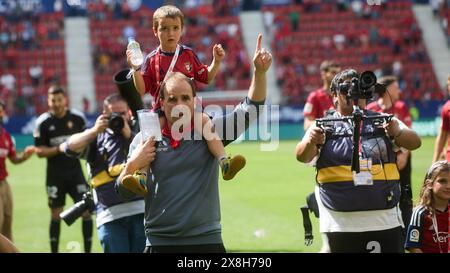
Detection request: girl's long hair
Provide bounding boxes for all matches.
[419,161,450,215]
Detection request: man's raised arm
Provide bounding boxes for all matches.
[248,34,272,102]
[213,34,273,146]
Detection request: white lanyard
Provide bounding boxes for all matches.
[165,44,180,80]
[156,44,180,83]
[431,211,443,253]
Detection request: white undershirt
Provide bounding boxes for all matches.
[315,186,404,233]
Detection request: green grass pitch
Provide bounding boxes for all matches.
[7,137,435,252]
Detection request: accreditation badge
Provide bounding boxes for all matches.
[353,158,373,186]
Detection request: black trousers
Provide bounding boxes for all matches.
[144,244,226,253]
[326,226,404,253]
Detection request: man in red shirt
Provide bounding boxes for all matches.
[367,75,414,235]
[303,60,341,130]
[0,101,35,241]
[433,74,450,162]
[366,77,412,128]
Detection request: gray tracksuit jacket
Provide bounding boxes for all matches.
[116,97,264,246]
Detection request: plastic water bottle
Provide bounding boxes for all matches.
[127,37,143,67]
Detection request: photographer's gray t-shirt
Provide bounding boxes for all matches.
[117,97,264,246]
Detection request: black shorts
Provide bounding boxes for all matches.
[326,226,404,253]
[46,173,89,208]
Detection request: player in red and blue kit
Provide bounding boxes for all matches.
[406,205,449,253]
[405,161,450,253]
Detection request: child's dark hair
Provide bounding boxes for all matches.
[153,5,184,30]
[419,161,450,215]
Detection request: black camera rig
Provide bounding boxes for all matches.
[315,71,393,173]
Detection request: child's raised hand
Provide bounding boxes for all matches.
[213,44,225,63]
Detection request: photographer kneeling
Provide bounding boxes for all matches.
[295,69,421,253]
[60,94,145,253]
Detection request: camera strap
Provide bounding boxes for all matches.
[353,114,375,186]
[300,206,313,246]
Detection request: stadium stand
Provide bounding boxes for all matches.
[264,0,444,105]
[0,0,446,116]
[437,0,450,45]
[0,6,66,116]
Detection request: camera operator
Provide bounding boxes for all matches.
[60,94,145,253]
[34,85,92,253]
[295,69,421,253]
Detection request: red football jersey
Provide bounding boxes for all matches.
[405,206,449,253]
[366,100,412,128]
[440,100,450,161]
[0,127,16,181]
[303,88,334,119]
[141,45,209,110]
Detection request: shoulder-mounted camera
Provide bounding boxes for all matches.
[335,71,377,101]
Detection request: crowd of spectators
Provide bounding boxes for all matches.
[266,0,443,105]
[0,0,447,117]
[0,0,65,116]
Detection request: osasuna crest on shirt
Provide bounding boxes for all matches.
[184,62,192,73]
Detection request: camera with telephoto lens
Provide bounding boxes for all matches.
[60,192,95,226]
[108,112,125,133]
[338,71,377,101]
